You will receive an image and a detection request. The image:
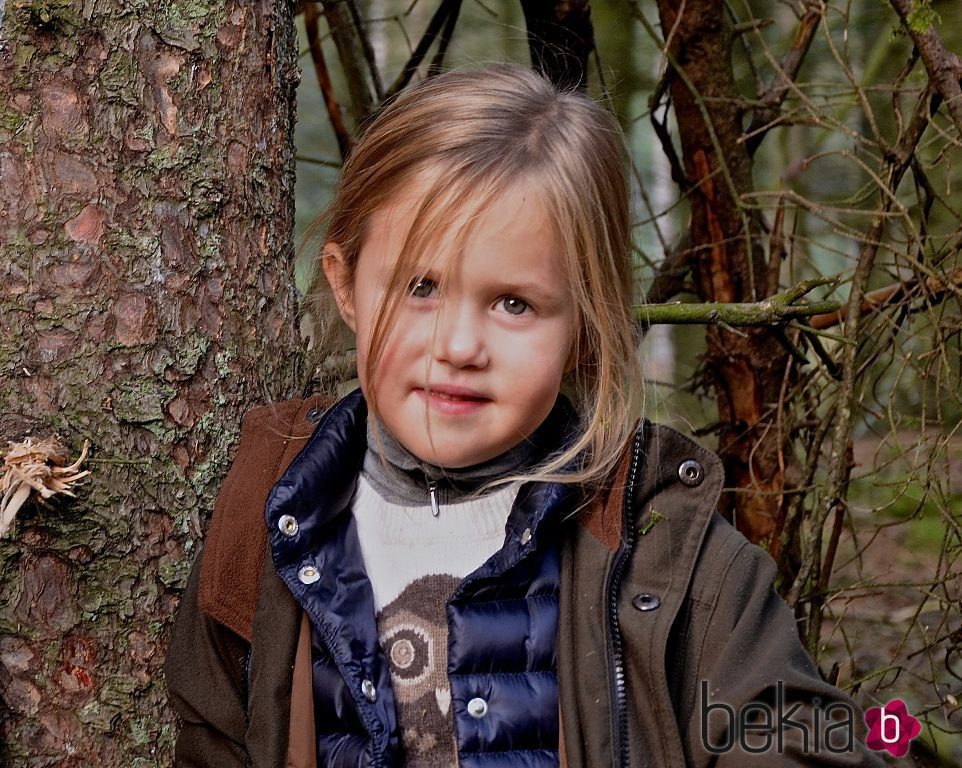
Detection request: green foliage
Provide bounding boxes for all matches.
[906,0,941,34]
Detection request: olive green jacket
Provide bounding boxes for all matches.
[165,397,883,767]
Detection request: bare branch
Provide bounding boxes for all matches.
[305,3,353,160]
[388,0,461,97]
[889,0,962,139]
[797,83,939,653]
[744,3,821,156]
[347,0,384,100]
[428,0,463,76]
[321,1,379,122]
[807,266,962,331]
[635,277,840,326]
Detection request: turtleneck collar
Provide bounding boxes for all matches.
[361,397,577,507]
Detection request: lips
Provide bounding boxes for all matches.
[420,384,489,401]
[415,385,491,414]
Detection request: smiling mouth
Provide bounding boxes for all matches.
[426,390,488,402]
[416,387,491,412]
[418,385,490,401]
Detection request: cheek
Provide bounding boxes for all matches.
[362,314,424,394]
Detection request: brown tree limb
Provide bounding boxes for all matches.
[428,0,463,77]
[321,0,378,123]
[305,3,353,161]
[387,0,461,97]
[807,266,962,330]
[744,3,821,156]
[648,73,689,188]
[520,0,594,90]
[889,0,962,140]
[346,0,384,100]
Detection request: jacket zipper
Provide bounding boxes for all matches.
[605,423,646,768]
[428,481,440,517]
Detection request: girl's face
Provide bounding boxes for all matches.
[324,179,576,468]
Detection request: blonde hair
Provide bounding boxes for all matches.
[302,64,640,498]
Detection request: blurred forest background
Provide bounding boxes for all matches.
[1,0,960,764]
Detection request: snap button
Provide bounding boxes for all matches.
[520,527,532,545]
[306,406,323,423]
[278,514,299,537]
[678,459,704,487]
[632,593,661,611]
[467,697,488,719]
[297,565,320,585]
[361,679,377,702]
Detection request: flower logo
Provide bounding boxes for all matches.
[864,699,921,757]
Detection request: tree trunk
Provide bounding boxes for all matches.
[0,1,301,763]
[652,0,797,550]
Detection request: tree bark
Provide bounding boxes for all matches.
[0,0,302,763]
[652,0,797,549]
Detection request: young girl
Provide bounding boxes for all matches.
[166,65,882,767]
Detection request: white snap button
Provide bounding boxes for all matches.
[278,514,299,537]
[520,528,532,545]
[297,565,320,584]
[632,592,662,611]
[361,678,377,702]
[467,697,488,718]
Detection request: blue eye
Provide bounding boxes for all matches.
[500,296,529,315]
[409,277,437,298]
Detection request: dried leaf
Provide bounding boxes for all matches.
[0,436,90,537]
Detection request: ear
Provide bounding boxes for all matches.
[322,242,356,333]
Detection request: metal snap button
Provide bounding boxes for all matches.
[297,565,320,585]
[361,679,377,702]
[678,459,704,487]
[467,697,488,719]
[632,593,661,612]
[520,527,532,545]
[278,514,299,537]
[306,407,323,422]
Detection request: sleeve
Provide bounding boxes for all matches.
[687,535,886,767]
[164,551,251,768]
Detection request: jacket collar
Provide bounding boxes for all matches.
[266,388,584,571]
[583,419,724,555]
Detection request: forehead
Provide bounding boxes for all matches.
[359,173,565,283]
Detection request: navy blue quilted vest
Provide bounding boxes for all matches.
[266,390,579,767]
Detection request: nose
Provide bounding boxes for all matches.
[434,302,488,369]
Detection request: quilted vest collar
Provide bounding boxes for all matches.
[266,388,583,573]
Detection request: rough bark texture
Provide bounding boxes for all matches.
[0,0,301,763]
[653,0,795,547]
